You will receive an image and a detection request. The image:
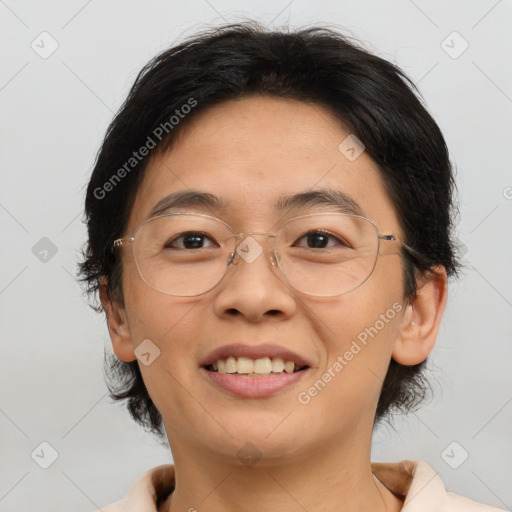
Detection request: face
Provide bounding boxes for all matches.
[110,96,417,465]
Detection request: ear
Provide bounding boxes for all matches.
[392,266,448,365]
[99,277,136,362]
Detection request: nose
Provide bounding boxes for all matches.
[212,234,297,323]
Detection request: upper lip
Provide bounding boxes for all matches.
[200,343,312,368]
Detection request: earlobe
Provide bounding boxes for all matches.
[99,278,136,362]
[392,266,448,366]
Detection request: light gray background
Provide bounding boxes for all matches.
[1,1,511,511]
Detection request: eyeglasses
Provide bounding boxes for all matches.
[112,212,403,297]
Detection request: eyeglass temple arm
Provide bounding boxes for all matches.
[112,237,134,253]
[379,235,426,261]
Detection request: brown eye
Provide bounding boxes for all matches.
[164,232,217,249]
[295,230,348,249]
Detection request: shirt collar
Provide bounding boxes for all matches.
[113,459,442,512]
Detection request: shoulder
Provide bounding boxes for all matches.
[92,500,124,512]
[92,464,175,512]
[374,459,506,511]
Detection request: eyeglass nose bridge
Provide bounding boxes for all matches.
[226,231,280,268]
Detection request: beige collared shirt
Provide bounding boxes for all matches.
[94,459,506,511]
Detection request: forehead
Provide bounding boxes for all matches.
[128,96,399,232]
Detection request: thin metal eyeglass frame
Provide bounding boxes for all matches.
[112,211,403,297]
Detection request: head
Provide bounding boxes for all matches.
[79,22,459,457]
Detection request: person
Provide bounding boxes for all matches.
[79,22,504,512]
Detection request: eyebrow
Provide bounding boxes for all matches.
[147,187,364,219]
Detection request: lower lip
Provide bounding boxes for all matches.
[199,367,309,398]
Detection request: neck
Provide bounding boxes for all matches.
[163,434,403,512]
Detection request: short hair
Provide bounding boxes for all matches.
[79,22,460,440]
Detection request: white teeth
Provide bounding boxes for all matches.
[225,356,237,373]
[271,357,285,373]
[253,357,272,374]
[237,357,254,374]
[284,361,295,374]
[211,356,303,375]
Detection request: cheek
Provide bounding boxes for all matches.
[122,253,189,336]
[125,287,202,351]
[295,296,403,437]
[123,288,209,429]
[309,293,402,374]
[311,251,403,344]
[122,259,207,376]
[301,256,405,399]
